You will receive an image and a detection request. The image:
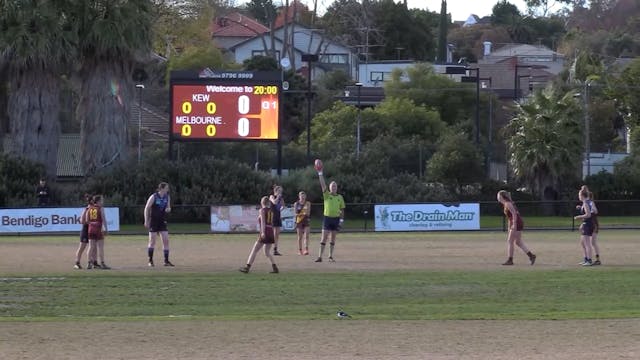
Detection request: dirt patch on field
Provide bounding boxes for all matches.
[2,319,639,360]
[1,231,639,359]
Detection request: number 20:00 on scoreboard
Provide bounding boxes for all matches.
[170,71,281,141]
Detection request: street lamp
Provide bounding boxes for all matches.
[458,67,480,145]
[301,53,319,160]
[355,82,363,159]
[584,81,592,177]
[135,84,145,164]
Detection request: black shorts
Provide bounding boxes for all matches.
[323,216,340,231]
[259,232,275,244]
[149,220,168,233]
[580,222,594,236]
[80,224,89,243]
[272,214,282,228]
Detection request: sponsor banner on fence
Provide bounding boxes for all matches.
[0,208,120,233]
[374,203,480,231]
[210,205,295,233]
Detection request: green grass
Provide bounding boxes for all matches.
[2,269,639,321]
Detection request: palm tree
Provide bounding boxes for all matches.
[504,85,583,202]
[0,0,76,177]
[73,0,153,174]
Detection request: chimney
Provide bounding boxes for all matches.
[483,41,492,56]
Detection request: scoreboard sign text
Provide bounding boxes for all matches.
[170,71,281,141]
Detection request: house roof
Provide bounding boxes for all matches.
[212,12,269,37]
[130,100,169,141]
[57,134,83,178]
[56,100,168,178]
[487,44,563,58]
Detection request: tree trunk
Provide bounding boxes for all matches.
[78,60,132,175]
[4,70,60,177]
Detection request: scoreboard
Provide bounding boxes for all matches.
[170,71,281,141]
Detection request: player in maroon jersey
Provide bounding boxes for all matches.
[497,190,536,266]
[239,196,279,273]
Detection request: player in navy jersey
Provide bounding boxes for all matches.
[74,194,93,269]
[144,182,173,267]
[239,196,279,273]
[269,185,284,256]
[575,188,594,266]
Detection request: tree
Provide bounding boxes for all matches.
[0,0,75,177]
[73,0,154,175]
[436,0,447,63]
[384,63,478,129]
[524,0,575,16]
[491,0,521,26]
[243,0,277,26]
[426,132,484,190]
[504,86,583,201]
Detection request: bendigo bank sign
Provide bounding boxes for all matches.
[0,208,120,233]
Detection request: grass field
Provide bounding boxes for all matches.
[1,231,639,359]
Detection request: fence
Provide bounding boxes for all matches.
[111,200,640,233]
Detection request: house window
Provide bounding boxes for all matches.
[370,71,392,82]
[319,53,348,64]
[251,50,280,59]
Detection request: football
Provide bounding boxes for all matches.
[314,159,323,172]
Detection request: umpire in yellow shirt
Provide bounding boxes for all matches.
[315,169,345,263]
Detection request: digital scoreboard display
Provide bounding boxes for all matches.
[170,71,281,141]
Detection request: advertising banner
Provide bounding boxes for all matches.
[374,203,480,232]
[0,208,120,233]
[210,205,295,233]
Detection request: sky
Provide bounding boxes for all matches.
[402,0,529,21]
[234,1,530,22]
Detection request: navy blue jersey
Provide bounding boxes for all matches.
[150,192,169,222]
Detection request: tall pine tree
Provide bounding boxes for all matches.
[437,0,447,63]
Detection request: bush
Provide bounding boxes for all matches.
[0,154,45,207]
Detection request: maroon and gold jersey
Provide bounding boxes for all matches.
[258,207,274,243]
[503,202,524,231]
[87,204,104,240]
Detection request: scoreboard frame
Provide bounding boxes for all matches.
[169,70,282,143]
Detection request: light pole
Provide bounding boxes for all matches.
[301,54,318,160]
[136,84,145,164]
[355,82,363,159]
[584,81,592,177]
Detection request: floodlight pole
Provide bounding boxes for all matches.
[136,84,145,164]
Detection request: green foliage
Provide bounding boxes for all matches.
[74,0,153,60]
[436,0,447,63]
[426,132,484,190]
[491,0,521,26]
[243,0,277,26]
[612,58,640,133]
[81,152,273,223]
[243,55,279,71]
[314,69,352,113]
[320,0,438,61]
[0,0,77,72]
[384,63,477,128]
[166,46,225,76]
[0,154,45,207]
[504,85,583,199]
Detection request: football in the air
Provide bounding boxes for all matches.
[314,159,323,172]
